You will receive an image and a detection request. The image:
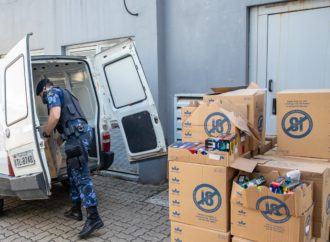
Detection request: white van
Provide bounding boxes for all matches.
[0,34,167,211]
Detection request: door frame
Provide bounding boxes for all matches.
[249,0,330,135]
[249,0,330,85]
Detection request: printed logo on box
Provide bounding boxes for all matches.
[238,209,246,216]
[184,110,192,116]
[172,188,180,195]
[258,115,264,133]
[183,121,191,127]
[171,166,180,172]
[174,238,182,242]
[236,200,243,206]
[193,184,222,213]
[281,110,313,139]
[184,131,192,137]
[172,200,180,206]
[256,196,291,224]
[238,220,246,226]
[326,194,330,215]
[172,211,181,217]
[204,112,231,136]
[236,191,243,197]
[174,227,182,233]
[172,177,180,183]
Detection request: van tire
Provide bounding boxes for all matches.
[0,198,4,214]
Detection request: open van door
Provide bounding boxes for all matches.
[2,34,51,199]
[93,39,167,161]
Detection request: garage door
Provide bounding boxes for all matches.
[250,0,330,135]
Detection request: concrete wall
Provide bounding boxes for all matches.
[0,0,287,144]
[158,0,286,143]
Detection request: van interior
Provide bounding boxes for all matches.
[31,58,99,179]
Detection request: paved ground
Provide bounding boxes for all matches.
[109,128,138,175]
[0,174,170,242]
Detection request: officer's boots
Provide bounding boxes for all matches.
[64,202,83,221]
[79,206,104,238]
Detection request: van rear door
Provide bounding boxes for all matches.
[93,39,167,161]
[2,35,50,199]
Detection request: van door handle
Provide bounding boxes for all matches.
[268,79,274,92]
[272,98,277,115]
[5,128,10,138]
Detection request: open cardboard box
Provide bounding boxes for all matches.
[231,170,313,242]
[237,152,330,241]
[231,171,313,217]
[203,83,265,151]
[168,142,258,171]
[180,101,259,154]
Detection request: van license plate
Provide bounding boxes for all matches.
[13,150,35,168]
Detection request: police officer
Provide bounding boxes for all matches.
[36,78,103,238]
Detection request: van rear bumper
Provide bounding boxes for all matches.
[0,172,48,200]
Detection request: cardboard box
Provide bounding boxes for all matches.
[168,142,258,171]
[252,153,330,239]
[203,84,265,151]
[314,219,329,242]
[169,161,236,232]
[171,221,230,242]
[277,90,330,159]
[232,237,256,242]
[181,102,256,154]
[181,102,246,141]
[231,172,314,242]
[231,203,313,242]
[42,126,65,178]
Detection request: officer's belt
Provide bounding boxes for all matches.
[63,121,88,139]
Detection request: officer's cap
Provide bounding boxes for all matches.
[36,78,50,95]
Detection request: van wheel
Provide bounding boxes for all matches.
[0,198,4,214]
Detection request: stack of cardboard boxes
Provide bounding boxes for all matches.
[169,86,330,242]
[169,84,265,242]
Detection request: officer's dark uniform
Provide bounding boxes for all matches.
[37,79,103,238]
[45,87,98,208]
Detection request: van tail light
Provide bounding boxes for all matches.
[8,157,15,177]
[102,131,111,152]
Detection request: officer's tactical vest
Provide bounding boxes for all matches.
[56,88,87,134]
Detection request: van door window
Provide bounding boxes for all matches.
[5,56,28,126]
[104,56,146,108]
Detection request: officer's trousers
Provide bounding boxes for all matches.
[66,128,98,208]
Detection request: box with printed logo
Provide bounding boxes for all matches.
[203,83,265,151]
[255,153,330,240]
[180,101,253,154]
[277,89,330,159]
[231,171,314,242]
[169,160,236,232]
[171,221,230,242]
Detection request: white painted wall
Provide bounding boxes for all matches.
[0,0,288,143]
